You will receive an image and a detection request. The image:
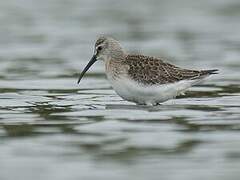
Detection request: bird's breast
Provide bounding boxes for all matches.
[105,59,127,80]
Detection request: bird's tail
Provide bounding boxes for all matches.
[201,69,219,76]
[191,69,218,82]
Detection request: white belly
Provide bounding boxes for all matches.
[108,76,201,105]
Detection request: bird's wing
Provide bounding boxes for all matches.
[124,54,218,85]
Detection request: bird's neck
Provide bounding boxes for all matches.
[105,55,127,80]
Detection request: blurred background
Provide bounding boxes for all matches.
[0,0,240,180]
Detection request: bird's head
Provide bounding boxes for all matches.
[77,36,125,84]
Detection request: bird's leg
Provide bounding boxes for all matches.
[136,102,148,107]
[153,102,161,106]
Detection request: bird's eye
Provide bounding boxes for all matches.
[97,46,102,51]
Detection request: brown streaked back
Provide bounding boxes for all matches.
[123,54,218,85]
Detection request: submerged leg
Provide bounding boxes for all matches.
[137,101,161,106]
[152,102,161,106]
[136,103,147,106]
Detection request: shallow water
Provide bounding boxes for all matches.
[0,0,240,180]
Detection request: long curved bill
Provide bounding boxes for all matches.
[77,55,97,84]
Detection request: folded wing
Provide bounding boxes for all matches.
[124,54,218,85]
